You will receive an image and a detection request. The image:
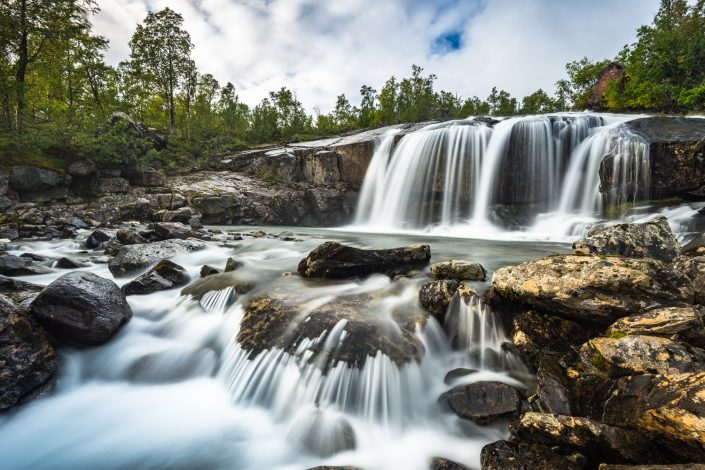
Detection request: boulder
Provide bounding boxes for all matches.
[607,306,705,346]
[224,257,243,272]
[122,260,190,296]
[573,217,680,262]
[672,255,705,304]
[438,381,521,424]
[116,229,148,245]
[490,255,694,324]
[0,254,45,276]
[429,457,471,470]
[0,295,59,410]
[297,241,431,279]
[430,260,487,281]
[287,408,356,457]
[419,280,459,319]
[30,272,132,346]
[123,168,165,187]
[55,257,85,269]
[237,277,427,367]
[199,265,219,278]
[480,439,581,470]
[0,275,44,305]
[515,412,667,465]
[108,239,205,277]
[153,222,193,240]
[97,177,130,194]
[85,229,111,249]
[580,335,703,377]
[161,207,194,224]
[9,166,67,202]
[535,356,573,415]
[181,271,257,299]
[511,310,592,362]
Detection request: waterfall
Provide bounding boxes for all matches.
[353,113,651,238]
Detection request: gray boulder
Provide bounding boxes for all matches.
[108,239,205,277]
[122,260,190,296]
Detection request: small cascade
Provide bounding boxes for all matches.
[352,113,654,239]
[443,292,526,373]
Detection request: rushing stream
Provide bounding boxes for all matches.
[0,228,565,470]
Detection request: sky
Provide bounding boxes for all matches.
[92,0,662,113]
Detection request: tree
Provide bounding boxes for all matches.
[129,7,193,130]
[487,87,518,115]
[520,89,560,114]
[376,76,398,125]
[358,85,376,128]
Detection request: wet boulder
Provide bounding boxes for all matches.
[30,271,132,345]
[85,229,111,249]
[54,257,85,269]
[672,255,705,304]
[287,408,356,458]
[238,277,428,367]
[116,229,148,245]
[297,241,431,279]
[224,257,243,272]
[0,254,49,276]
[607,306,705,346]
[515,412,668,465]
[419,280,459,319]
[573,217,680,262]
[122,260,190,296]
[199,265,219,278]
[181,271,258,299]
[438,381,521,424]
[490,255,694,324]
[480,439,582,470]
[430,260,487,281]
[108,239,205,277]
[580,335,703,377]
[0,275,43,305]
[0,294,59,410]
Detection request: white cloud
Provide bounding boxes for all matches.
[92,0,660,113]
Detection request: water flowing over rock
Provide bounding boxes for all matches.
[122,260,190,296]
[490,255,694,324]
[297,241,431,279]
[286,407,356,457]
[108,239,205,277]
[30,272,133,346]
[181,271,257,299]
[0,295,59,411]
[573,216,680,262]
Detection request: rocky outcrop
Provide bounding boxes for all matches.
[0,294,59,410]
[573,217,680,262]
[439,381,521,424]
[108,239,205,277]
[9,166,68,202]
[607,306,705,346]
[489,255,693,324]
[122,260,190,296]
[30,272,132,346]
[297,241,430,279]
[672,254,705,304]
[430,260,487,281]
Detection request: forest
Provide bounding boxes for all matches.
[0,0,704,170]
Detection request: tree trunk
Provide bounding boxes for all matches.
[15,0,28,131]
[169,84,175,131]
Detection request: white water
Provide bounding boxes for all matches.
[353,113,661,241]
[0,233,535,470]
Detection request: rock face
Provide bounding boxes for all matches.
[607,306,705,345]
[9,166,67,202]
[0,295,59,410]
[122,260,190,295]
[490,255,693,324]
[672,255,705,304]
[621,117,705,199]
[573,217,680,262]
[238,277,427,367]
[438,381,521,424]
[430,260,487,281]
[511,310,592,362]
[297,242,431,279]
[515,412,667,465]
[419,280,459,319]
[30,272,132,345]
[108,239,205,277]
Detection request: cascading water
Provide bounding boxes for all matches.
[352,113,655,240]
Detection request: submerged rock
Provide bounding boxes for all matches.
[438,381,521,424]
[297,241,431,279]
[573,217,680,262]
[0,295,59,410]
[122,260,190,296]
[108,239,205,277]
[199,265,220,278]
[490,255,694,324]
[515,412,667,465]
[224,257,242,272]
[30,272,132,345]
[287,408,356,458]
[181,271,257,299]
[430,260,487,281]
[480,439,581,470]
[419,280,459,319]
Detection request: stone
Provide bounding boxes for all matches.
[672,255,705,304]
[224,257,243,272]
[0,254,48,276]
[480,439,581,470]
[54,257,85,269]
[515,412,667,465]
[287,408,356,458]
[580,335,703,377]
[438,381,521,424]
[607,306,705,346]
[429,457,471,470]
[510,310,592,362]
[0,295,59,410]
[490,255,694,324]
[200,265,220,278]
[30,271,132,346]
[430,260,487,281]
[298,241,431,279]
[419,280,459,319]
[443,368,477,385]
[535,356,573,415]
[237,277,427,367]
[161,207,194,224]
[0,275,43,305]
[97,177,130,194]
[122,260,190,296]
[153,222,193,240]
[9,166,67,202]
[181,272,258,299]
[116,229,148,245]
[188,217,203,230]
[108,239,205,277]
[123,168,165,187]
[85,229,111,249]
[572,217,680,262]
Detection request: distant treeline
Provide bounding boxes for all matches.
[0,0,702,169]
